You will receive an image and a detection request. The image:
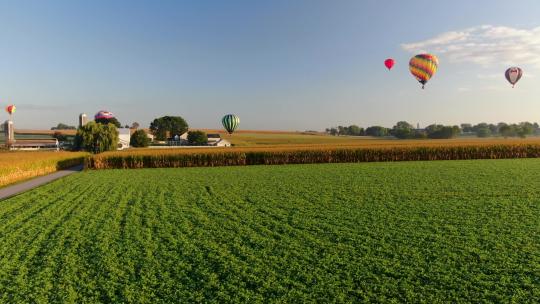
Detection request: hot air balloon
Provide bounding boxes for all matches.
[94,110,115,120]
[384,58,395,70]
[222,114,240,134]
[409,54,438,89]
[505,67,522,88]
[5,105,16,115]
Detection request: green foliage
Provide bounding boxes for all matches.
[365,126,388,137]
[75,121,119,153]
[150,116,189,141]
[425,124,460,139]
[51,123,76,130]
[95,117,122,128]
[130,129,150,148]
[461,123,473,133]
[187,130,208,146]
[391,121,415,139]
[326,125,364,136]
[1,159,540,302]
[476,127,491,138]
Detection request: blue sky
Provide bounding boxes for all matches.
[1,0,540,130]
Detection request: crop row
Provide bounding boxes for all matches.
[87,144,540,169]
[1,160,540,302]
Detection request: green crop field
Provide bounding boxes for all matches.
[1,159,539,303]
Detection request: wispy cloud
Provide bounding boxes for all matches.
[476,73,501,79]
[402,25,540,68]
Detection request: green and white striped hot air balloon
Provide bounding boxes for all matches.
[222,114,240,134]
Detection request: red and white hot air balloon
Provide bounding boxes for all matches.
[505,67,523,88]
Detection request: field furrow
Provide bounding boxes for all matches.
[0,159,539,302]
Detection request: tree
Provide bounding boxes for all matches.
[476,127,491,138]
[51,123,76,130]
[425,124,460,139]
[365,126,388,137]
[130,129,150,147]
[150,116,189,141]
[187,130,208,146]
[499,124,513,138]
[391,121,414,139]
[517,122,534,138]
[489,123,498,135]
[95,117,121,128]
[460,123,473,133]
[347,125,364,136]
[75,121,119,153]
[131,122,140,129]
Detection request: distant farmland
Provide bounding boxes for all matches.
[1,159,539,302]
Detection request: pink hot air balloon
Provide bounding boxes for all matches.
[94,110,114,120]
[384,58,395,70]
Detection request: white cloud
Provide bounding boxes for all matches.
[402,25,540,68]
[476,73,501,79]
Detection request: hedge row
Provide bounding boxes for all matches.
[85,144,540,169]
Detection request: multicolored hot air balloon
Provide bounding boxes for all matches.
[384,58,395,70]
[222,114,240,134]
[95,110,115,120]
[505,67,522,88]
[409,54,438,89]
[5,105,16,115]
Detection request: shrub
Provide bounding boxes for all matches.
[130,129,150,148]
[187,131,208,146]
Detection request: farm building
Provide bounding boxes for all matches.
[9,139,59,151]
[207,134,231,147]
[118,128,130,150]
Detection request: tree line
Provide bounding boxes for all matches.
[70,115,211,153]
[326,121,540,139]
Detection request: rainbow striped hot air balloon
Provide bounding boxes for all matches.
[222,114,240,134]
[409,54,439,89]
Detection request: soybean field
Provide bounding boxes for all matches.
[1,159,539,303]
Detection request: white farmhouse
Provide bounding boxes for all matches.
[207,134,231,147]
[118,128,131,150]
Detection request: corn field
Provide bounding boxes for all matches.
[87,144,540,169]
[0,152,88,187]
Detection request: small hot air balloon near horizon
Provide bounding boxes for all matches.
[409,54,439,89]
[505,67,523,88]
[5,105,16,119]
[384,58,395,70]
[222,114,240,134]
